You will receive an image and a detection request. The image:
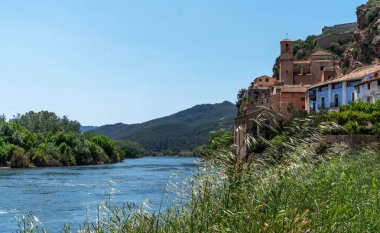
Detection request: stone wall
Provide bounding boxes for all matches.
[323,134,380,146]
[322,23,358,34]
[316,32,354,49]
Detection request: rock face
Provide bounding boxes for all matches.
[341,1,380,72]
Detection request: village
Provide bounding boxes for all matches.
[234,22,380,157]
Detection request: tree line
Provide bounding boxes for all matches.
[0,111,123,168]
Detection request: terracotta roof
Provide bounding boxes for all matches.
[278,85,308,93]
[309,64,380,89]
[311,51,333,56]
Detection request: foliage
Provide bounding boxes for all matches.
[373,122,380,136]
[366,7,379,24]
[235,89,247,113]
[344,121,362,134]
[114,139,144,158]
[0,112,123,168]
[11,111,80,135]
[200,129,233,159]
[316,101,380,134]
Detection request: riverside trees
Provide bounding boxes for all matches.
[0,111,122,168]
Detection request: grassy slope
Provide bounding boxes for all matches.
[141,148,379,233]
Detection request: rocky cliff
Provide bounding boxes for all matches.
[341,1,380,72]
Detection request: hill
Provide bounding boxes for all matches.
[80,126,98,133]
[92,101,237,153]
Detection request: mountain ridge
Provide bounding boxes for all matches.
[92,101,237,152]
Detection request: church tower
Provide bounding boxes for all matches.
[280,39,294,85]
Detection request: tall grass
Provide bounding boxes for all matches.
[18,117,380,232]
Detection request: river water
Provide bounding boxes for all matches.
[0,156,198,232]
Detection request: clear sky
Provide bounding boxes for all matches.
[0,0,366,126]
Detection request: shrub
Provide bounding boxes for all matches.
[373,123,380,136]
[344,121,362,134]
[9,147,31,168]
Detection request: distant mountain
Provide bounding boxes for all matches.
[93,101,237,152]
[80,126,98,133]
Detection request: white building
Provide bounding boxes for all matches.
[354,67,380,103]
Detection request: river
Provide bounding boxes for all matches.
[0,156,198,232]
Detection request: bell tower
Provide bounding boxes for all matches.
[280,39,294,85]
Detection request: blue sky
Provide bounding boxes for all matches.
[0,0,366,125]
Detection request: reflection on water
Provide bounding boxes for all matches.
[0,156,198,232]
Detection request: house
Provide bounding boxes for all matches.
[270,84,308,110]
[354,66,380,103]
[307,65,380,112]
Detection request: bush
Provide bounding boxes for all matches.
[344,121,362,134]
[373,123,380,136]
[249,137,270,153]
[9,147,30,168]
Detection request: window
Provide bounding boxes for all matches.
[334,94,339,107]
[357,87,360,93]
[301,97,305,102]
[352,92,355,102]
[285,43,289,52]
[367,96,372,103]
[377,80,380,86]
[368,83,371,90]
[321,97,325,109]
[328,76,332,80]
[266,78,269,82]
[320,66,324,71]
[258,79,262,82]
[286,70,288,74]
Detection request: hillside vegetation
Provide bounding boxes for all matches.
[93,101,237,154]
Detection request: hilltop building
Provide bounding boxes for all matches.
[234,38,342,158]
[270,39,342,111]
